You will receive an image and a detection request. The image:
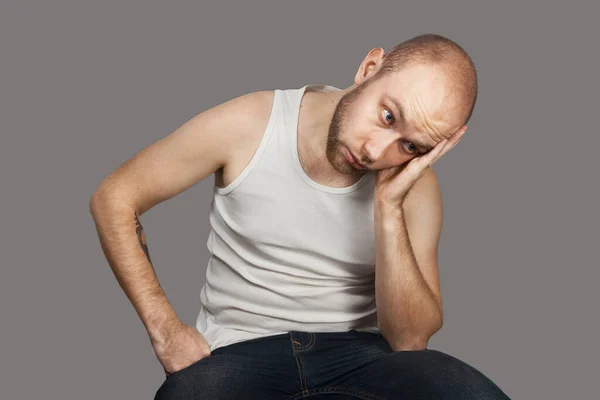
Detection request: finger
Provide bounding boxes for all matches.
[407,139,447,176]
[431,140,453,164]
[431,126,467,163]
[425,138,449,166]
[450,126,468,146]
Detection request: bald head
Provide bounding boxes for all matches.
[372,33,478,126]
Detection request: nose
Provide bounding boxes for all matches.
[363,134,399,163]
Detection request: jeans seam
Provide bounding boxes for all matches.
[317,387,385,400]
[286,386,386,400]
[302,332,316,351]
[295,351,309,394]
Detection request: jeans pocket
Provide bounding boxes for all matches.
[167,355,209,379]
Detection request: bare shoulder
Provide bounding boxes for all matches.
[90,88,276,214]
[216,89,276,188]
[213,88,274,136]
[230,89,274,120]
[238,89,275,132]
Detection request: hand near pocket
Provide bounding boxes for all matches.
[151,320,212,377]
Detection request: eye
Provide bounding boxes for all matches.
[403,141,418,154]
[383,109,395,125]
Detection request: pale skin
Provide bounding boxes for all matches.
[374,129,466,350]
[296,48,470,349]
[90,89,277,377]
[89,46,472,377]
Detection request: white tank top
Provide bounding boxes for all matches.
[196,83,381,352]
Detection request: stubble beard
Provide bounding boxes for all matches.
[325,81,372,176]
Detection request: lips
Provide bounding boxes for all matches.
[352,154,365,168]
[346,148,366,169]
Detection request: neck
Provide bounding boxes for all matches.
[298,84,365,182]
[301,87,345,143]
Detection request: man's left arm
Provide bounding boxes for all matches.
[374,166,444,351]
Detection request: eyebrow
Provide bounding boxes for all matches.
[412,139,434,154]
[386,94,434,154]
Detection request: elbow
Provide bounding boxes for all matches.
[386,319,443,352]
[89,190,103,215]
[390,337,430,352]
[90,178,111,214]
[388,328,438,352]
[382,329,431,352]
[89,187,135,218]
[89,174,135,214]
[89,189,113,216]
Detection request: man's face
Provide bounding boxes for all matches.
[326,62,464,175]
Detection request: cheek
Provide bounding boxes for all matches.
[342,106,361,128]
[344,96,372,122]
[385,153,413,169]
[344,110,373,138]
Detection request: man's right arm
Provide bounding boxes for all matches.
[88,90,273,348]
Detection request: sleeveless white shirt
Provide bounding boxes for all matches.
[195,84,380,352]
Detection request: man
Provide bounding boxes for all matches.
[90,33,511,399]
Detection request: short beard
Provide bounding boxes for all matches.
[325,76,377,175]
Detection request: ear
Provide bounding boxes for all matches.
[354,47,386,85]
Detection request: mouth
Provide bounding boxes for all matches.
[345,148,367,169]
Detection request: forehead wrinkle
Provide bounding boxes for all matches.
[384,95,431,153]
[410,92,445,146]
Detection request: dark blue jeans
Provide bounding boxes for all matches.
[154,330,511,399]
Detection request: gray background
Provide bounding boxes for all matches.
[1,1,597,399]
